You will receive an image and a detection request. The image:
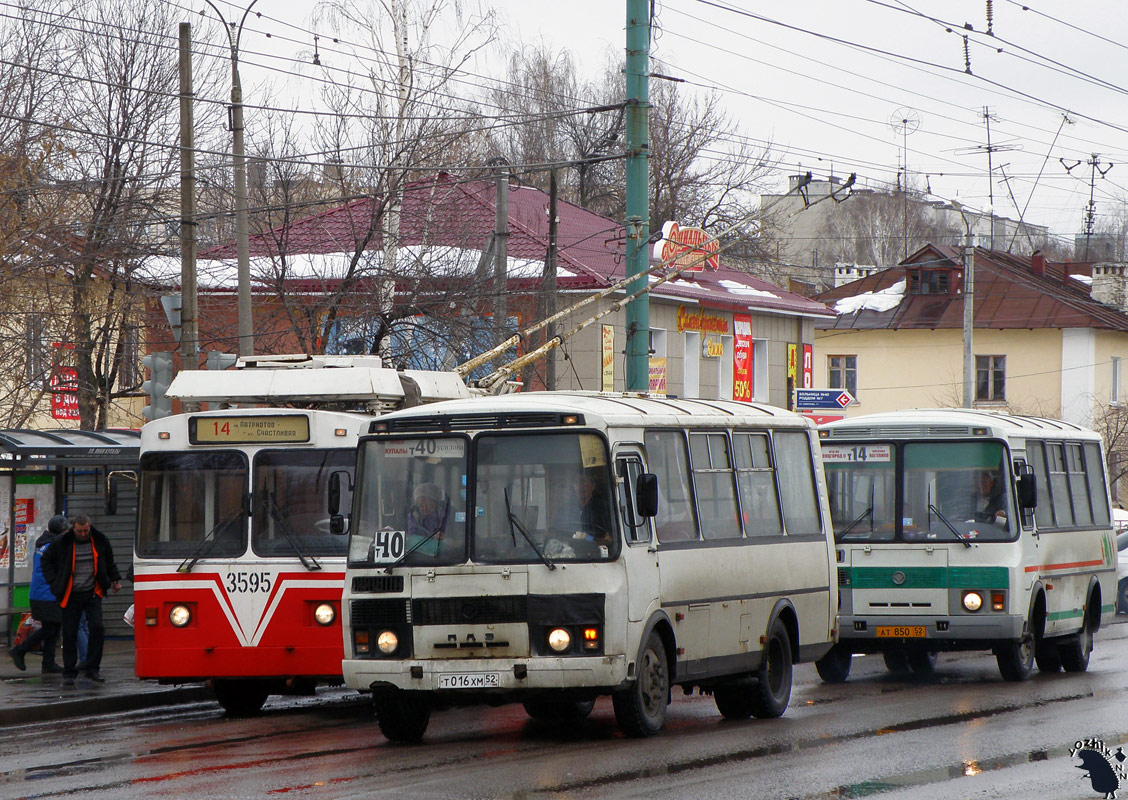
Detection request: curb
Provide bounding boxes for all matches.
[0,685,216,727]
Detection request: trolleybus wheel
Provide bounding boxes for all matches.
[612,631,669,737]
[814,644,852,684]
[908,650,937,675]
[1059,607,1095,673]
[522,698,596,721]
[375,692,431,743]
[749,618,793,719]
[995,632,1035,681]
[882,650,911,674]
[213,678,270,716]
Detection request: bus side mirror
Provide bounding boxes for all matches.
[636,473,659,518]
[330,516,347,536]
[329,470,351,515]
[1016,464,1037,509]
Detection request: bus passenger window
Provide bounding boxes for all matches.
[644,430,699,543]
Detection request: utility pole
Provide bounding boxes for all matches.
[962,235,975,408]
[178,23,199,411]
[624,0,651,392]
[205,0,257,357]
[545,169,559,390]
[493,162,509,364]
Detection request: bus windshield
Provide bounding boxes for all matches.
[349,431,620,566]
[824,442,896,542]
[253,449,354,558]
[137,451,248,558]
[904,441,1015,542]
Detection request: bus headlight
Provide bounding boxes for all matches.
[377,630,399,654]
[548,628,572,652]
[962,591,984,612]
[169,605,192,627]
[314,603,336,626]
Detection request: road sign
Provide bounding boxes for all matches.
[795,389,855,409]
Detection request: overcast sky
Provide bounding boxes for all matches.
[214,0,1128,244]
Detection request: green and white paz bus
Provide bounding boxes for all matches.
[338,392,838,741]
[816,408,1117,683]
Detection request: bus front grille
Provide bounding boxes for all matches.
[413,595,528,625]
[351,598,411,625]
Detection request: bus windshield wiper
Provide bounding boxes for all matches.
[835,507,873,541]
[505,488,555,570]
[177,508,244,573]
[927,504,973,548]
[264,492,322,571]
[384,498,451,574]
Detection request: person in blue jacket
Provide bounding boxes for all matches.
[8,515,68,674]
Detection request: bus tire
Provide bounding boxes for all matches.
[1119,578,1128,615]
[214,678,270,716]
[375,693,431,743]
[815,644,852,683]
[995,633,1034,681]
[1035,639,1062,673]
[1060,610,1095,673]
[908,651,937,675]
[612,631,669,737]
[749,618,793,719]
[713,680,756,720]
[882,650,911,674]
[523,698,596,721]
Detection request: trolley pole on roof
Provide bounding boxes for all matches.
[624,0,651,392]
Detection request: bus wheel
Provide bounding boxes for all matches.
[1119,578,1128,615]
[815,644,852,684]
[908,651,937,675]
[1035,639,1062,673]
[523,699,596,721]
[882,650,911,674]
[1060,610,1095,673]
[375,693,431,743]
[214,679,270,716]
[995,633,1035,681]
[750,618,793,719]
[613,631,669,737]
[713,681,756,720]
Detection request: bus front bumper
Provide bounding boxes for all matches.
[342,655,628,694]
[836,613,1024,651]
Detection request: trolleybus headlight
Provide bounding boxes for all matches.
[376,630,399,655]
[962,591,984,612]
[314,603,336,626]
[547,628,572,653]
[169,604,192,627]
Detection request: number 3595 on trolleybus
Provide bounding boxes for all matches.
[338,392,839,741]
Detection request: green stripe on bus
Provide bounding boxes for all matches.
[847,566,1009,589]
[1046,609,1084,622]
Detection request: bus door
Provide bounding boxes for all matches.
[616,449,659,623]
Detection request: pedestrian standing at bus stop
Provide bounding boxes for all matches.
[8,514,68,674]
[40,514,121,686]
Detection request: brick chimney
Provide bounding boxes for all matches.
[1030,249,1046,277]
[1091,263,1128,312]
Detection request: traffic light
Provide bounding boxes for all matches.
[206,351,238,370]
[141,351,174,420]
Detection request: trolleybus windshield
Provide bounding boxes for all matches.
[137,451,247,558]
[252,449,354,558]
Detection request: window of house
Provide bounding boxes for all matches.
[120,325,141,388]
[1113,357,1121,405]
[976,355,1006,402]
[828,355,858,399]
[909,269,951,295]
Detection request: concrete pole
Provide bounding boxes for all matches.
[962,236,975,408]
[178,24,199,412]
[545,169,558,390]
[624,0,650,392]
[494,165,509,364]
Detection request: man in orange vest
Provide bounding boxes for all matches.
[40,515,121,687]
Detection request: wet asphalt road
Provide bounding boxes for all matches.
[4,621,1128,800]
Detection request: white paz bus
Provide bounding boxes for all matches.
[817,409,1116,683]
[339,392,838,741]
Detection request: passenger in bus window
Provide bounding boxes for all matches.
[973,470,1008,528]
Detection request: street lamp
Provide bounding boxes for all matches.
[203,0,257,357]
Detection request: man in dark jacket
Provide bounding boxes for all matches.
[8,514,68,674]
[40,514,121,686]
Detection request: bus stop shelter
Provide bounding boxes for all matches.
[0,429,140,639]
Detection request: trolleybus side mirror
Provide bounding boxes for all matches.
[1016,464,1037,509]
[636,473,659,518]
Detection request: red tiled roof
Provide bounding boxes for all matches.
[815,243,1128,332]
[201,173,831,319]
